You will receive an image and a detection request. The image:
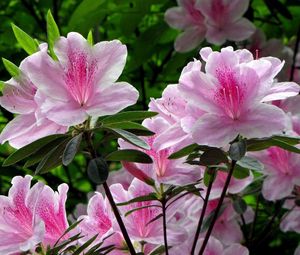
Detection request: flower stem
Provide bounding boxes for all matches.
[84,132,136,255]
[198,160,236,255]
[190,169,215,255]
[162,198,169,255]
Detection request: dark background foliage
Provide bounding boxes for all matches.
[0,0,300,254]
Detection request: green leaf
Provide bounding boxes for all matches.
[232,165,250,179]
[72,235,98,255]
[149,245,169,255]
[62,133,83,166]
[2,58,20,77]
[232,197,247,214]
[46,10,60,60]
[200,148,228,166]
[108,128,150,150]
[168,144,199,159]
[125,204,161,217]
[117,193,157,206]
[3,134,68,166]
[271,138,300,154]
[11,24,38,55]
[87,30,94,45]
[102,121,155,136]
[237,156,264,172]
[35,139,70,174]
[106,149,152,163]
[101,111,158,124]
[24,137,70,168]
[229,140,247,161]
[203,168,217,187]
[87,157,109,184]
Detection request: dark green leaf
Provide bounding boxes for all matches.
[232,197,247,214]
[102,121,155,136]
[62,133,83,166]
[271,138,300,154]
[101,111,158,124]
[2,58,20,77]
[46,10,60,59]
[200,148,228,166]
[108,128,150,150]
[72,235,98,255]
[106,149,152,163]
[168,144,199,159]
[12,24,38,55]
[117,193,157,206]
[229,140,247,161]
[35,139,70,174]
[3,134,68,166]
[87,157,109,184]
[265,0,293,19]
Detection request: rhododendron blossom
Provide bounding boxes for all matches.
[251,147,300,201]
[178,46,300,147]
[119,117,200,185]
[0,63,67,149]
[0,176,69,254]
[164,0,206,52]
[22,32,139,126]
[110,178,187,248]
[165,0,255,52]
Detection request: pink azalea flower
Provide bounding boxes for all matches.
[110,178,187,248]
[22,32,139,126]
[77,192,125,253]
[34,183,69,246]
[209,170,253,200]
[196,0,255,45]
[0,175,44,255]
[203,199,245,245]
[0,65,67,149]
[119,117,201,185]
[178,46,300,147]
[196,236,249,255]
[251,147,300,201]
[280,187,300,233]
[164,0,206,52]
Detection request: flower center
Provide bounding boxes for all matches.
[214,68,245,120]
[65,50,97,106]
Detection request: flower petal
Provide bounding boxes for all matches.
[261,82,300,102]
[86,82,139,117]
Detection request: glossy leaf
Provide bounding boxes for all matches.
[12,24,38,55]
[46,10,60,59]
[101,111,158,124]
[87,157,109,184]
[62,133,83,166]
[106,149,153,163]
[2,58,20,77]
[168,143,199,159]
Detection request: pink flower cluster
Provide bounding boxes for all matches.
[0,32,139,148]
[165,0,256,52]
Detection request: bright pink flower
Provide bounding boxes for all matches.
[35,184,69,246]
[164,0,206,52]
[110,178,187,247]
[0,176,44,255]
[178,46,300,147]
[22,32,139,126]
[77,192,124,252]
[251,147,300,201]
[196,0,255,45]
[196,236,249,255]
[119,117,201,185]
[0,68,67,149]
